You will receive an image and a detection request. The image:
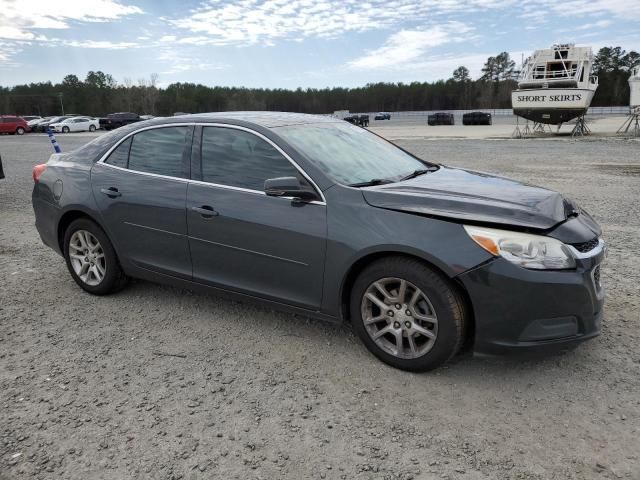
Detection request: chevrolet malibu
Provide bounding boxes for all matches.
[32,112,605,371]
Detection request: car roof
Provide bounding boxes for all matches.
[184,111,342,128]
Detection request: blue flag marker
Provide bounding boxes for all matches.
[47,128,62,153]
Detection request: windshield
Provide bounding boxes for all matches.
[275,122,430,186]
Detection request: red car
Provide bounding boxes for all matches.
[0,116,30,135]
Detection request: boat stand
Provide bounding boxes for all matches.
[571,115,591,137]
[616,111,640,137]
[512,118,533,138]
[533,122,552,134]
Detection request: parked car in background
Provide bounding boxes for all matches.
[28,116,51,130]
[343,115,358,125]
[462,111,492,125]
[22,115,42,122]
[99,112,141,131]
[0,115,29,135]
[140,115,155,120]
[374,112,391,120]
[344,114,369,127]
[32,112,605,372]
[427,112,455,126]
[37,115,83,132]
[51,117,99,133]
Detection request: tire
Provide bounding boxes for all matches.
[62,126,70,133]
[63,218,128,295]
[89,125,96,132]
[350,256,467,372]
[16,127,25,135]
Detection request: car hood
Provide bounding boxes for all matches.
[361,166,578,230]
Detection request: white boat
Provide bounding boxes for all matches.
[512,44,598,125]
[629,65,640,111]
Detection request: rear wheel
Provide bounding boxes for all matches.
[63,218,128,295]
[350,257,467,371]
[89,124,96,132]
[16,127,25,135]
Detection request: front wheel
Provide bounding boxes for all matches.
[350,257,467,371]
[63,218,128,295]
[89,125,96,132]
[62,126,70,133]
[16,127,25,135]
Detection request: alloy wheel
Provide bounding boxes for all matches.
[68,230,106,286]
[361,277,438,359]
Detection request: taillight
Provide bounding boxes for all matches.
[33,164,47,182]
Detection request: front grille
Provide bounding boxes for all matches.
[572,237,599,253]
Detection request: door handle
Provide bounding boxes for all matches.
[191,205,218,218]
[100,187,121,198]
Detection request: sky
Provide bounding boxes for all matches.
[0,0,639,89]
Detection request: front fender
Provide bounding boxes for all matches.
[320,186,492,318]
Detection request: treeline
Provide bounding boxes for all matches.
[0,47,637,117]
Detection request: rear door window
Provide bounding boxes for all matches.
[128,127,190,178]
[105,137,132,168]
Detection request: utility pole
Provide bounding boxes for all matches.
[58,93,64,115]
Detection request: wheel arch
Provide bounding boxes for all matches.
[57,209,108,253]
[339,251,475,350]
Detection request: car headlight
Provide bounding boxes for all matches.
[464,225,576,270]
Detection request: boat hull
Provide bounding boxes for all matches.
[512,88,596,125]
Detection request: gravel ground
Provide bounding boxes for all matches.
[1,132,639,480]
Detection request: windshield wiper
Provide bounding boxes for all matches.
[398,167,438,182]
[348,178,394,187]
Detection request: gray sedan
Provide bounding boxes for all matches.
[32,112,605,371]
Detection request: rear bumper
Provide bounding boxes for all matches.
[458,248,605,355]
[33,196,62,255]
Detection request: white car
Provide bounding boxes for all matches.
[51,117,99,133]
[27,117,47,128]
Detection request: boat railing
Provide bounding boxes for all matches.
[530,68,578,80]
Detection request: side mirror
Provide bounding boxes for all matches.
[264,177,318,201]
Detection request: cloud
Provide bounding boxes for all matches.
[0,26,35,41]
[168,0,506,46]
[577,20,613,30]
[348,23,472,70]
[157,49,228,75]
[0,0,142,62]
[62,40,139,49]
[0,0,142,33]
[520,0,640,20]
